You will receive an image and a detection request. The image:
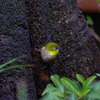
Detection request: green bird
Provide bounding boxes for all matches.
[41,42,61,63]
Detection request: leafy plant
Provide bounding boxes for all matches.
[96,0,100,3]
[40,74,100,100]
[86,15,93,25]
[40,75,66,100]
[0,56,31,73]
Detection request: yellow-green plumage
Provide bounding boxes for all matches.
[41,42,60,63]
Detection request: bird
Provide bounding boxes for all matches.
[40,42,61,63]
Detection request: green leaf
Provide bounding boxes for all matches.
[76,74,85,85]
[40,92,53,100]
[0,69,5,73]
[96,0,100,2]
[52,90,66,97]
[69,92,77,100]
[82,76,96,91]
[0,55,25,69]
[42,84,56,96]
[96,73,100,77]
[0,65,31,73]
[53,96,63,100]
[81,89,91,96]
[40,92,63,100]
[61,77,80,95]
[92,82,100,92]
[65,90,72,95]
[87,90,100,99]
[50,74,64,92]
[86,15,93,24]
[72,80,81,90]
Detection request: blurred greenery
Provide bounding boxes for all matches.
[86,15,93,25]
[0,56,31,73]
[40,74,100,100]
[96,0,100,2]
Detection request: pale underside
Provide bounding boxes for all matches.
[41,47,57,63]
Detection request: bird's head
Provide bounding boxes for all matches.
[45,42,61,56]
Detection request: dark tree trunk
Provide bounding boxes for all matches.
[0,0,37,100]
[0,0,100,100]
[26,0,100,98]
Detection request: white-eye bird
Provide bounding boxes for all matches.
[41,42,61,63]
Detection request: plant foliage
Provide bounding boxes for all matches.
[0,56,31,73]
[40,74,100,100]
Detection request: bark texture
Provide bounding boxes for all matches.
[26,0,100,98]
[0,0,100,100]
[0,0,37,100]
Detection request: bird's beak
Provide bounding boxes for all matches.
[58,47,62,50]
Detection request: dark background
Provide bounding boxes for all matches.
[84,13,100,50]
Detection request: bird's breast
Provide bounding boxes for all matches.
[41,47,56,63]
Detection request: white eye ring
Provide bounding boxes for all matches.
[53,47,57,50]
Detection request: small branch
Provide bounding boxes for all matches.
[90,28,100,43]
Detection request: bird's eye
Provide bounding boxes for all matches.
[53,47,57,50]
